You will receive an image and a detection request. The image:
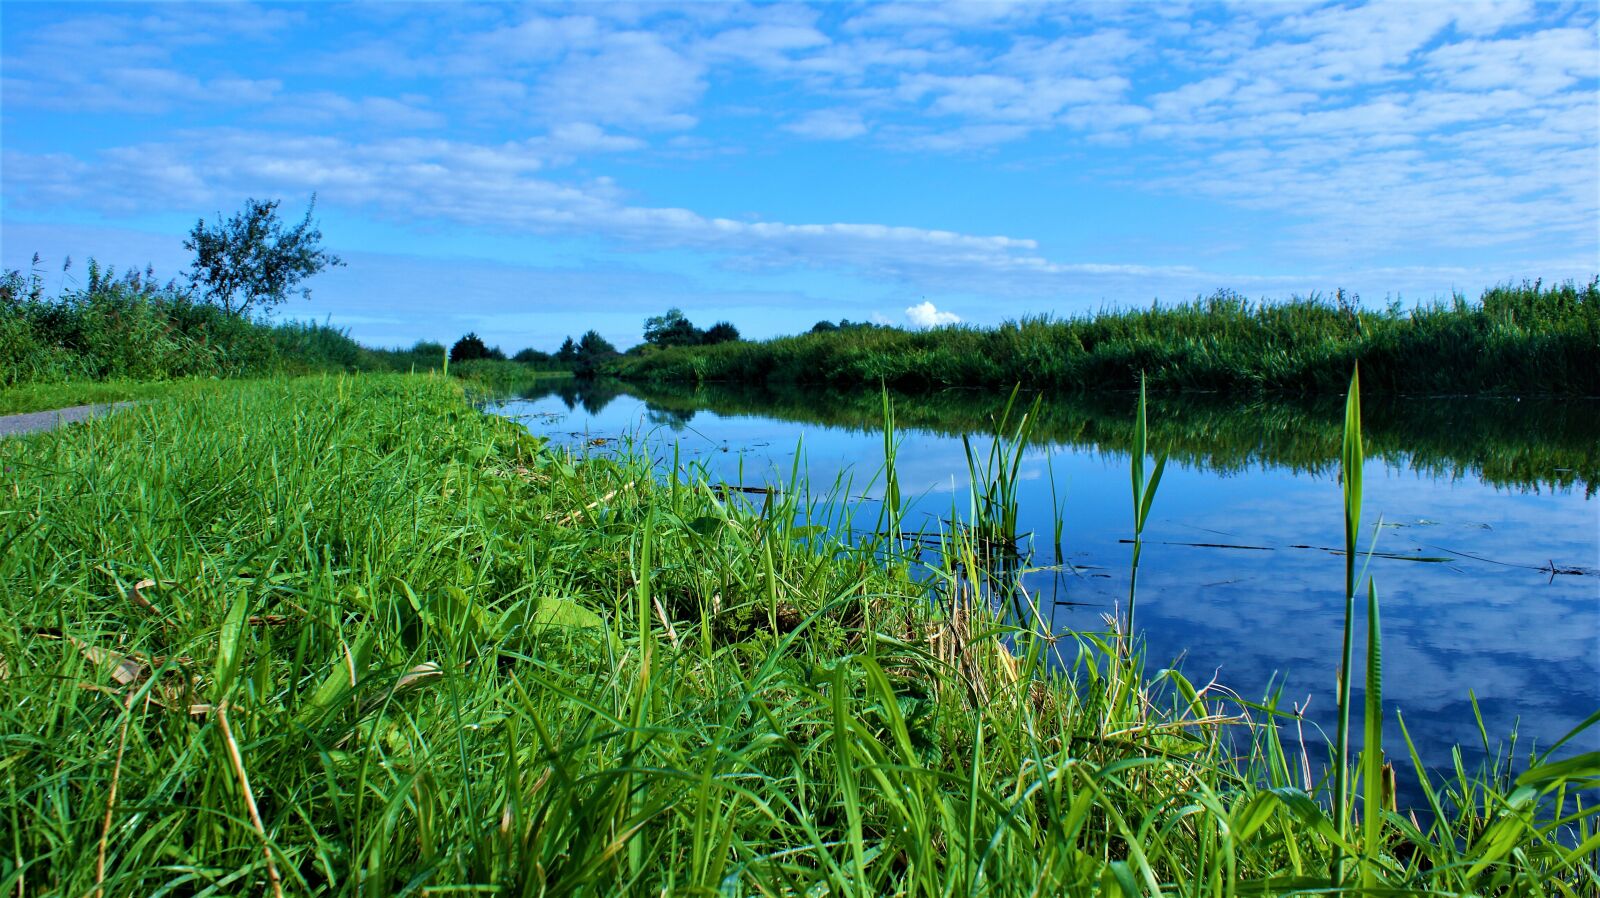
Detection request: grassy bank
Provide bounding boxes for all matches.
[1,375,1594,895]
[0,379,199,417]
[608,279,1600,396]
[0,361,569,417]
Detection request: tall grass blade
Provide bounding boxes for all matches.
[1361,578,1384,892]
[1334,364,1363,885]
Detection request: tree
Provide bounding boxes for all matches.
[184,196,344,317]
[556,336,578,363]
[702,321,740,344]
[450,332,498,362]
[512,347,553,365]
[643,307,703,348]
[577,330,617,357]
[573,330,619,377]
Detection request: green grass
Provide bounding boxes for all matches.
[0,366,569,418]
[1,374,1594,896]
[0,379,203,416]
[608,278,1600,396]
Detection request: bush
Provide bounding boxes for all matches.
[450,332,504,363]
[0,258,374,386]
[702,321,740,344]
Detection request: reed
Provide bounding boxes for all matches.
[608,278,1600,396]
[0,373,1594,895]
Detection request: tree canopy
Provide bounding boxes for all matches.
[450,332,503,362]
[183,196,344,317]
[643,308,703,348]
[643,308,743,348]
[702,321,741,344]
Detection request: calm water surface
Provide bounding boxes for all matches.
[493,379,1600,800]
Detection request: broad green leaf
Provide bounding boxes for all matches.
[213,590,249,700]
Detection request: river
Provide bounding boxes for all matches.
[493,378,1600,807]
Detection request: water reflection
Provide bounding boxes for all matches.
[595,379,1600,495]
[492,378,1600,806]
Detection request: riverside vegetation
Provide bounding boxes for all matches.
[1,373,1595,896]
[0,259,567,414]
[607,279,1600,396]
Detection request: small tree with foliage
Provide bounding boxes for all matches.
[183,196,344,317]
[643,307,703,348]
[450,332,502,362]
[573,330,618,376]
[556,336,579,364]
[702,321,740,344]
[577,330,617,358]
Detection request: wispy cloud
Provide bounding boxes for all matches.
[784,109,868,140]
[2,132,1056,289]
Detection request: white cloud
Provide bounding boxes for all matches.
[285,93,444,130]
[785,109,868,140]
[701,23,831,68]
[0,131,1055,288]
[2,1,1592,302]
[533,31,705,131]
[905,300,961,328]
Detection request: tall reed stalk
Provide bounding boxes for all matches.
[1333,366,1364,885]
[1126,375,1167,645]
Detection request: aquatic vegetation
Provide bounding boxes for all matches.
[1,374,1594,895]
[608,278,1600,396]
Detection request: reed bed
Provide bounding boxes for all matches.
[0,374,1594,896]
[609,279,1600,396]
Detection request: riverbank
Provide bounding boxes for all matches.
[1,374,1593,895]
[0,364,571,416]
[608,278,1600,396]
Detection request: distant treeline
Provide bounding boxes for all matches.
[607,280,1600,395]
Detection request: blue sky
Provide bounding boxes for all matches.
[3,1,1596,352]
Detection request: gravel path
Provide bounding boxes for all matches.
[0,402,134,438]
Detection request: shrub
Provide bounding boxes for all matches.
[450,332,504,363]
